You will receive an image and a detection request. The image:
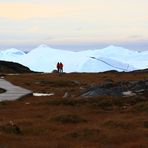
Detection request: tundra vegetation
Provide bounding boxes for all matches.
[0,71,147,148]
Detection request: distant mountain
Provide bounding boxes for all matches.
[0,45,147,72]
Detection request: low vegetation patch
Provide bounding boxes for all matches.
[90,98,113,109]
[0,101,7,106]
[51,114,87,124]
[67,128,100,139]
[143,121,148,128]
[86,96,146,110]
[47,96,147,111]
[133,102,148,112]
[0,123,21,135]
[38,80,80,87]
[103,120,132,129]
[47,98,85,106]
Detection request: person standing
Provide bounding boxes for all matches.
[59,62,63,74]
[56,62,60,73]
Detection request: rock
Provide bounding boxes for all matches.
[63,92,70,98]
[71,80,81,85]
[81,80,148,97]
[52,69,58,73]
[122,91,136,97]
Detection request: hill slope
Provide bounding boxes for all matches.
[0,61,33,73]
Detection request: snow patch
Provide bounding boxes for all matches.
[122,91,136,97]
[33,93,54,97]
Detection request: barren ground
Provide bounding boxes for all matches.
[0,72,148,148]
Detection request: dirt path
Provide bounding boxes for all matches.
[0,78,32,101]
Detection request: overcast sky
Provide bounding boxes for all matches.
[0,0,148,51]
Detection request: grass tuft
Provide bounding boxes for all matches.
[47,99,85,106]
[67,128,100,139]
[52,114,87,124]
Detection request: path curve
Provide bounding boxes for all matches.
[0,78,32,102]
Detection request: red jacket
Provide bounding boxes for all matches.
[59,63,63,69]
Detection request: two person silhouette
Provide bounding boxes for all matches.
[57,62,63,75]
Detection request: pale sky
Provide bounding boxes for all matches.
[0,0,148,51]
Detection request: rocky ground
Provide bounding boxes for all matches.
[82,79,148,97]
[0,69,147,148]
